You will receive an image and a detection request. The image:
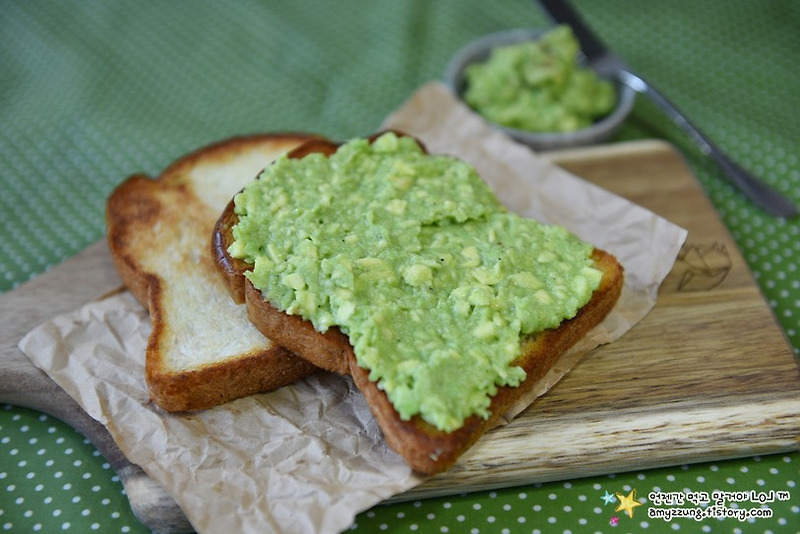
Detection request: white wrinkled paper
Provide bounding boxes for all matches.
[20,291,420,534]
[19,81,687,534]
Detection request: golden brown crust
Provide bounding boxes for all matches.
[107,134,321,412]
[107,174,162,308]
[244,277,352,375]
[213,197,353,375]
[348,248,623,473]
[212,198,251,305]
[211,134,625,472]
[159,133,323,187]
[145,334,320,412]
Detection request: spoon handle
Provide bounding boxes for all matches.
[618,70,797,218]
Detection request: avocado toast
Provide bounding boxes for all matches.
[212,131,624,474]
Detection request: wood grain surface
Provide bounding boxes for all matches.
[0,243,195,533]
[413,140,800,497]
[1,140,798,529]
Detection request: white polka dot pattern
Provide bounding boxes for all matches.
[353,458,799,533]
[0,407,140,532]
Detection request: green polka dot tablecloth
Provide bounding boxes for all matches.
[1,1,798,533]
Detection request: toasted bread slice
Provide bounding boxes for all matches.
[212,135,624,473]
[106,134,320,412]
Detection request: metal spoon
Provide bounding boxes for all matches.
[537,0,798,218]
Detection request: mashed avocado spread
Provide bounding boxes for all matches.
[464,25,615,133]
[229,132,602,432]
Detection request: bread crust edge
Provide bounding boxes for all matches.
[106,134,322,412]
[211,134,625,473]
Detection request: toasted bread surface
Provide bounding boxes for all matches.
[212,135,624,473]
[347,248,622,473]
[107,134,320,412]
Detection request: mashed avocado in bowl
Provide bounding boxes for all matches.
[445,26,635,150]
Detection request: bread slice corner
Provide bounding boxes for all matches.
[106,134,321,412]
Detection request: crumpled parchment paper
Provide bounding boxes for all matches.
[19,81,687,534]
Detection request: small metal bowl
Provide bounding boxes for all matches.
[444,28,636,151]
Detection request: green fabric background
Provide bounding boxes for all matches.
[1,1,798,533]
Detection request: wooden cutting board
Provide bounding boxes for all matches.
[1,140,798,531]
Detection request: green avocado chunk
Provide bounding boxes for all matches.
[229,132,602,431]
[463,25,616,133]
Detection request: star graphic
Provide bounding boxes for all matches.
[609,515,619,526]
[615,489,643,519]
[601,490,617,505]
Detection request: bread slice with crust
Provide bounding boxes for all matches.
[106,134,320,412]
[212,133,625,474]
